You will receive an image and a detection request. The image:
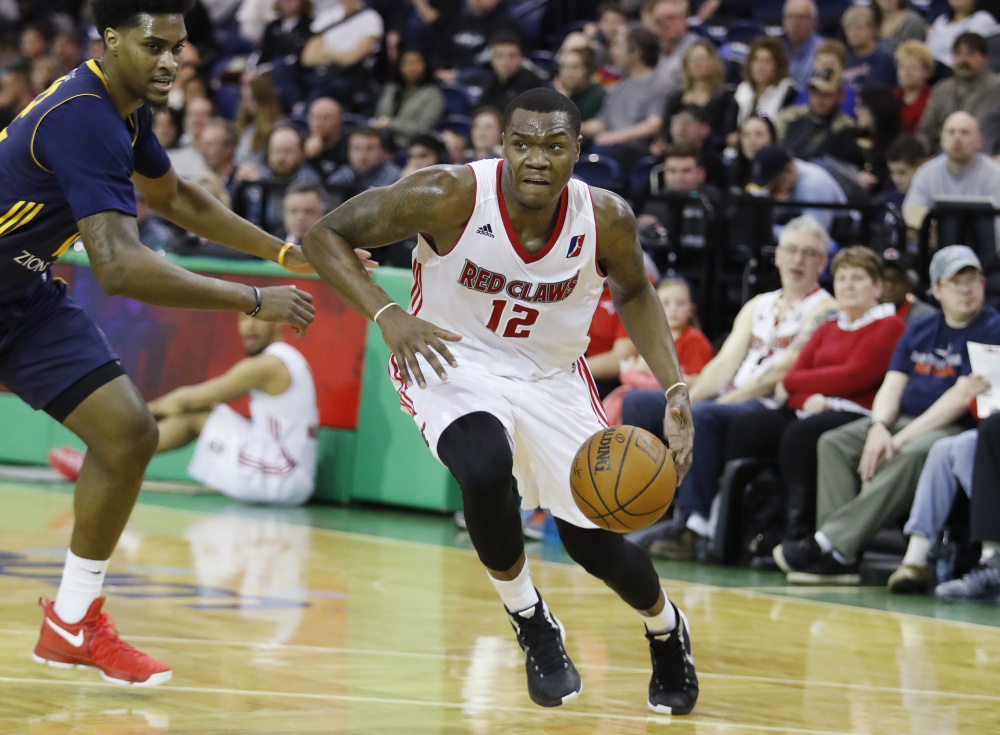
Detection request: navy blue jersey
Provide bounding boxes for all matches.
[0,60,171,302]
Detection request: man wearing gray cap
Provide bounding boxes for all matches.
[774,245,1000,584]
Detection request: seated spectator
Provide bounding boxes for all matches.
[643,0,700,94]
[401,131,448,177]
[235,72,285,167]
[659,39,736,153]
[903,111,1000,236]
[581,24,670,172]
[582,1,628,71]
[894,40,934,134]
[918,33,1000,150]
[777,68,863,169]
[644,146,721,252]
[585,281,641,399]
[721,247,905,559]
[728,114,778,191]
[883,133,928,208]
[842,6,898,89]
[733,37,798,136]
[880,248,938,324]
[875,0,927,55]
[935,411,1000,601]
[384,0,458,62]
[0,56,35,129]
[781,0,822,91]
[51,30,83,76]
[254,0,313,107]
[153,107,209,179]
[622,215,835,559]
[658,105,727,188]
[748,145,848,235]
[791,39,857,121]
[441,126,470,163]
[774,245,1000,584]
[604,277,712,424]
[467,106,503,161]
[926,0,999,69]
[300,0,384,112]
[374,48,444,148]
[552,45,606,123]
[328,126,402,193]
[199,118,239,196]
[431,0,518,83]
[180,97,214,149]
[282,182,328,245]
[166,42,202,113]
[303,96,348,184]
[478,31,544,114]
[854,85,903,195]
[51,315,321,505]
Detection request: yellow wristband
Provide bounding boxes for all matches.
[277,242,294,268]
[665,382,687,398]
[373,302,401,324]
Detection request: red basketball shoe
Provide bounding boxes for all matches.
[48,446,85,481]
[32,597,172,686]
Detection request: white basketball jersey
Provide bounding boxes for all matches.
[729,286,831,390]
[410,158,604,379]
[245,342,319,485]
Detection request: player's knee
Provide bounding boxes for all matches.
[102,408,159,464]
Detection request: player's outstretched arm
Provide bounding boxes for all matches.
[148,355,290,418]
[302,166,474,388]
[78,210,315,333]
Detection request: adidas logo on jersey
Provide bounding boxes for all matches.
[476,224,495,238]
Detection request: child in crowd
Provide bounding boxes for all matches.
[603,278,712,424]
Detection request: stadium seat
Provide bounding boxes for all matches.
[725,21,768,47]
[440,83,472,116]
[629,155,659,204]
[574,154,623,191]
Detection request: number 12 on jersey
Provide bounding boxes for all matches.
[485,299,539,338]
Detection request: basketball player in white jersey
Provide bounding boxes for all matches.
[302,89,698,714]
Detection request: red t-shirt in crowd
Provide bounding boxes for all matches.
[587,286,627,356]
[674,326,714,376]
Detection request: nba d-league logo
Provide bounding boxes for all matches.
[566,235,584,258]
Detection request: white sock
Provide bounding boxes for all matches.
[982,542,1000,563]
[490,564,539,614]
[642,590,677,635]
[815,531,834,554]
[53,549,109,624]
[902,534,933,567]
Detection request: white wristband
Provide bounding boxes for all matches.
[665,382,687,398]
[372,302,401,324]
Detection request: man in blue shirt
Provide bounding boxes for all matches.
[775,245,1000,584]
[781,0,822,90]
[1,0,317,686]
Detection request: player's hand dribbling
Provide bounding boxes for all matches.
[663,387,694,485]
[377,307,461,388]
[256,285,316,336]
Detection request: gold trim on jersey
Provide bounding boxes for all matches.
[30,93,103,172]
[52,231,80,258]
[0,200,44,238]
[85,60,110,91]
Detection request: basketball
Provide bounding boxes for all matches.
[569,426,676,533]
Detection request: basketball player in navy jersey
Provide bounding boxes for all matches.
[303,89,699,715]
[0,0,318,685]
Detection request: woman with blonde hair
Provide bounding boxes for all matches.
[661,39,736,147]
[733,37,798,132]
[893,40,934,132]
[234,72,285,166]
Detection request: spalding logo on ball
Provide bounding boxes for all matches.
[570,425,676,533]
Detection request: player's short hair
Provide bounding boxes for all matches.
[284,182,329,211]
[779,214,831,254]
[93,0,195,36]
[832,245,883,283]
[502,88,581,139]
[664,144,704,168]
[886,133,927,168]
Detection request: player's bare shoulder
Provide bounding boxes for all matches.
[589,186,638,258]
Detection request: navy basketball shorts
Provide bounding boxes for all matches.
[0,276,124,422]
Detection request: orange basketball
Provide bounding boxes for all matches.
[569,425,676,533]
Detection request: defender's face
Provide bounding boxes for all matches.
[107,13,186,106]
[238,313,281,355]
[502,109,580,209]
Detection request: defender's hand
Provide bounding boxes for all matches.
[663,388,694,485]
[256,285,316,336]
[377,307,461,388]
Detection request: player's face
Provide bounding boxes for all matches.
[502,109,581,209]
[238,313,282,355]
[106,13,187,106]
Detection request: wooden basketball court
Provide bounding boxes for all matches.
[1,480,999,734]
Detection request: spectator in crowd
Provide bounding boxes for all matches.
[643,146,721,252]
[153,107,208,179]
[166,42,201,112]
[180,96,214,148]
[139,315,320,505]
[874,0,927,55]
[880,249,937,324]
[282,182,329,245]
[303,96,348,184]
[791,39,857,120]
[583,1,628,71]
[926,0,999,69]
[643,0,700,93]
[719,246,906,560]
[919,33,1000,150]
[400,131,448,177]
[384,0,459,62]
[0,55,34,129]
[622,215,835,559]
[467,106,504,161]
[733,37,798,135]
[658,104,727,188]
[774,245,1000,585]
[200,118,239,195]
[781,0,822,90]
[884,133,928,208]
[582,24,670,172]
[552,45,606,122]
[255,0,313,106]
[328,126,402,193]
[904,111,1000,235]
[935,411,1000,601]
[894,40,934,134]
[235,72,285,167]
[777,68,863,168]
[18,22,48,61]
[747,145,848,235]
[374,48,445,148]
[50,30,82,76]
[432,0,518,83]
[854,85,903,194]
[842,6,898,89]
[728,114,777,191]
[478,31,545,114]
[659,39,736,152]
